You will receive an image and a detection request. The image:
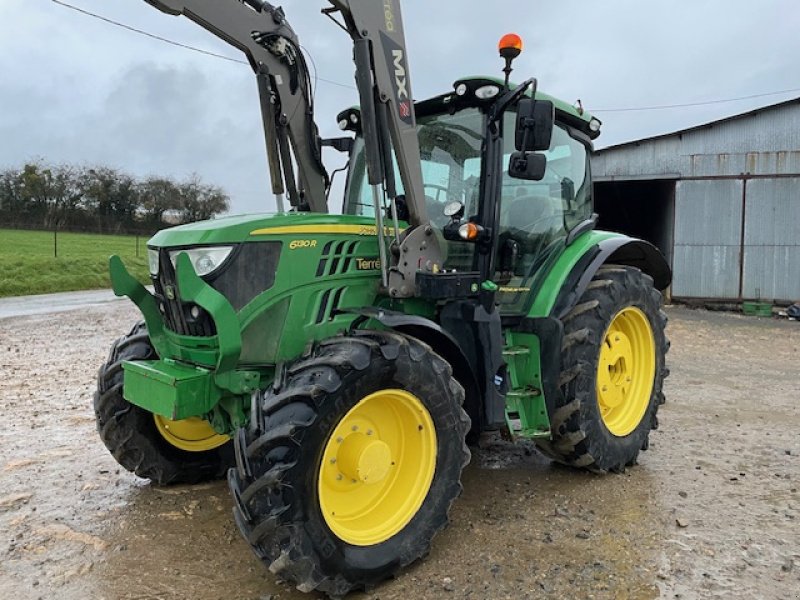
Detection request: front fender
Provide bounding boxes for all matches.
[339,307,482,434]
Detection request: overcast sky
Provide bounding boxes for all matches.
[1,0,799,214]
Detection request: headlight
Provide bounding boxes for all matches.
[169,246,234,277]
[147,248,160,276]
[475,85,500,100]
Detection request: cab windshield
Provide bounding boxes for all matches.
[343,106,593,312]
[344,109,485,228]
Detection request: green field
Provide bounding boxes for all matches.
[0,229,152,297]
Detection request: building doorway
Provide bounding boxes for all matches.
[593,179,676,266]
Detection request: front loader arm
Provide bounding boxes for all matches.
[326,0,444,297]
[327,0,426,225]
[145,0,328,213]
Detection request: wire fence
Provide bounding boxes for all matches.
[0,224,159,260]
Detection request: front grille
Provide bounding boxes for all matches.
[153,252,216,337]
[152,242,282,337]
[315,286,346,324]
[316,240,359,277]
[209,242,281,311]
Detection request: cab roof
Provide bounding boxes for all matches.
[338,76,600,140]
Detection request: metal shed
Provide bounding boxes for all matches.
[592,97,800,303]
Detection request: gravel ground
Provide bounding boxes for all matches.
[0,304,798,599]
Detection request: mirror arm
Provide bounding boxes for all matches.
[490,78,536,126]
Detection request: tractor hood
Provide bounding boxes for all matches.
[148,212,384,248]
[113,208,393,378]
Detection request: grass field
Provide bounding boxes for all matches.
[0,229,152,297]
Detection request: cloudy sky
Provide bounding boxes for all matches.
[2,0,799,214]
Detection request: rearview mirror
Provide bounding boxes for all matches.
[515,98,554,152]
[508,151,546,181]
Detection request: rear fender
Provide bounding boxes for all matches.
[551,236,672,320]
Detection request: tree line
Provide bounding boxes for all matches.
[0,162,230,235]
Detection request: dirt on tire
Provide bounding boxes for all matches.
[230,331,471,596]
[94,321,234,485]
[536,265,669,472]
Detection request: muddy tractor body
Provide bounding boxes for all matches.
[94,0,670,595]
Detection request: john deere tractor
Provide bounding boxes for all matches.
[94,0,670,595]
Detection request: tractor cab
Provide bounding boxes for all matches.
[342,76,600,315]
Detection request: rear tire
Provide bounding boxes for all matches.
[536,266,669,472]
[94,322,234,485]
[228,331,470,596]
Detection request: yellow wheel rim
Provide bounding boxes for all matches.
[153,415,230,452]
[596,306,656,437]
[318,389,437,546]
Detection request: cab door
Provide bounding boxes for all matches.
[494,120,594,315]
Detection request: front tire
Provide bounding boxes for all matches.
[228,331,470,596]
[94,322,234,485]
[536,266,669,472]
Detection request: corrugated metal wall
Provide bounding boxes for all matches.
[593,99,800,301]
[742,178,800,300]
[673,180,742,298]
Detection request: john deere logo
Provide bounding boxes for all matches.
[165,285,176,300]
[356,257,381,271]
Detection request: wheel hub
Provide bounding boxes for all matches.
[336,434,392,484]
[596,306,656,437]
[597,330,633,410]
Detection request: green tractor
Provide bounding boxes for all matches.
[94,0,670,596]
